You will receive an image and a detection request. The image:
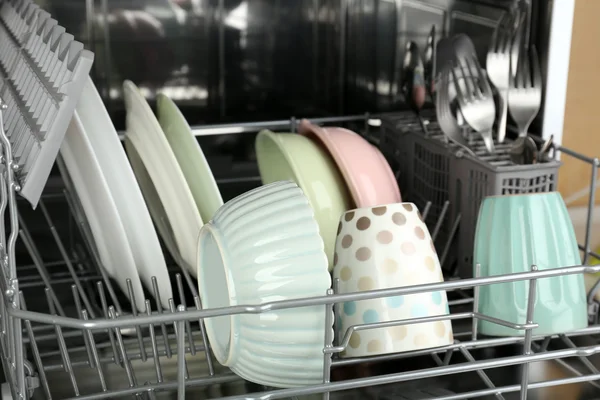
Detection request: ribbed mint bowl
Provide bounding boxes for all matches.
[197,181,332,387]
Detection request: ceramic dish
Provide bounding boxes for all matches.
[298,120,401,208]
[125,138,181,267]
[157,94,223,222]
[197,181,332,388]
[123,80,202,276]
[77,77,172,308]
[474,192,587,336]
[334,202,452,358]
[60,112,146,311]
[255,130,351,270]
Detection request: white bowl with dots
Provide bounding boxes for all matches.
[333,202,453,358]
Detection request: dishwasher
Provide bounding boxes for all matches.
[0,0,598,399]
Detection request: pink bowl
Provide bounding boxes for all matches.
[299,119,401,208]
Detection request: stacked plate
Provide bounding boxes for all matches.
[61,78,223,309]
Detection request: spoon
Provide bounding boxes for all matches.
[538,134,556,163]
[509,136,537,165]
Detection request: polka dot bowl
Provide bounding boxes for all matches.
[333,202,453,358]
[197,180,333,387]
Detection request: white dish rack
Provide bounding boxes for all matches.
[2,1,600,400]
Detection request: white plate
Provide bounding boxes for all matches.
[157,94,223,223]
[123,80,202,276]
[60,112,146,311]
[77,77,172,309]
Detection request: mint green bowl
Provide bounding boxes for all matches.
[474,192,587,336]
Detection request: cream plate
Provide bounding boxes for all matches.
[157,94,223,222]
[123,80,202,276]
[77,77,172,308]
[60,112,146,311]
[125,138,182,269]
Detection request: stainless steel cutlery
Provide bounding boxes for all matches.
[486,9,519,144]
[431,1,546,165]
[450,54,496,154]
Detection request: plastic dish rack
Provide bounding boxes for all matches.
[379,113,561,278]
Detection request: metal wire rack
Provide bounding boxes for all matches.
[2,111,600,400]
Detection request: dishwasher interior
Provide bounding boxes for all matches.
[2,0,600,399]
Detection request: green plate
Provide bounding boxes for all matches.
[157,94,223,222]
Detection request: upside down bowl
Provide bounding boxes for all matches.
[197,181,332,387]
[298,119,401,208]
[255,130,352,270]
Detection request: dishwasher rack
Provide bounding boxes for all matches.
[2,111,600,400]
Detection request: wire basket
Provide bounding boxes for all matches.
[380,112,561,278]
[0,111,595,400]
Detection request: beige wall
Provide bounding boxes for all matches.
[559,0,600,207]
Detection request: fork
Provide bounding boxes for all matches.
[437,66,477,157]
[486,9,519,143]
[437,66,466,146]
[451,55,496,154]
[508,31,542,138]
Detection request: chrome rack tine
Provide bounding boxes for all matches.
[442,348,453,365]
[430,200,450,242]
[473,264,481,341]
[431,353,444,366]
[519,265,538,400]
[18,224,65,316]
[145,299,164,383]
[108,305,138,388]
[176,305,187,400]
[71,285,94,368]
[97,281,121,366]
[19,291,52,400]
[583,159,599,266]
[81,309,107,392]
[332,278,341,348]
[538,336,552,352]
[192,295,215,376]
[169,298,189,380]
[39,199,96,318]
[175,273,196,356]
[421,201,432,221]
[126,278,148,362]
[321,289,334,400]
[180,265,215,375]
[458,346,504,400]
[45,288,79,396]
[151,276,172,359]
[440,213,460,270]
[147,388,158,400]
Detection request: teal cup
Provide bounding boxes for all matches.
[474,191,587,336]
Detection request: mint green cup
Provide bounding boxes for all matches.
[474,192,587,336]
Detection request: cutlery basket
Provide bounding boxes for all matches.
[380,112,561,278]
[379,111,457,268]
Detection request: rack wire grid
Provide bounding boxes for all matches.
[2,111,600,400]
